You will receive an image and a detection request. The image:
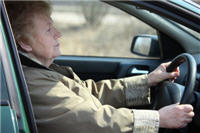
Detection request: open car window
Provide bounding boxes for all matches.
[52,1,157,58]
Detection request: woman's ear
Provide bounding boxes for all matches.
[18,40,32,52]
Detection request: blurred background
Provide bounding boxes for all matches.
[51,0,200,58]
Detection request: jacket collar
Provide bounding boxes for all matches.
[19,51,50,70]
[19,51,75,80]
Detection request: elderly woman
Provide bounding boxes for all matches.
[5,1,194,133]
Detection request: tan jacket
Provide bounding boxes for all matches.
[23,63,159,133]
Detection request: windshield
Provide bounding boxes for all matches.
[188,0,200,8]
[170,0,200,15]
[170,0,200,40]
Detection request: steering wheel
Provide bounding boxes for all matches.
[153,53,197,133]
[153,53,196,110]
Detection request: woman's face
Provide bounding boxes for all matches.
[28,14,62,66]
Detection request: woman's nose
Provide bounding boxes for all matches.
[54,28,62,39]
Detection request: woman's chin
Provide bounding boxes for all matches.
[54,50,61,57]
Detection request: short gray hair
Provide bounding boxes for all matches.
[5,0,52,46]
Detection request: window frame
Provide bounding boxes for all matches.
[1,1,38,133]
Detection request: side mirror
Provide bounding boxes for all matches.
[131,35,161,57]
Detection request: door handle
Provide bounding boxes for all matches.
[130,67,149,74]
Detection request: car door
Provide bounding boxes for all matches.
[1,1,38,132]
[52,0,200,84]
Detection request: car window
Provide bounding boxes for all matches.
[52,1,156,58]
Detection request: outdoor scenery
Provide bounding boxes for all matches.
[52,0,156,58]
[51,0,200,58]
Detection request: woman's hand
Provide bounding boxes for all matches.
[148,62,180,86]
[159,104,194,128]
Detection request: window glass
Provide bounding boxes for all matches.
[190,0,200,6]
[52,1,156,58]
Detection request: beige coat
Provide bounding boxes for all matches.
[23,63,159,133]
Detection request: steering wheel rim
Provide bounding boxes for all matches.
[153,53,197,133]
[154,53,196,111]
[166,53,196,104]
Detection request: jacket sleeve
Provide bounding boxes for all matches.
[82,75,151,108]
[24,68,159,133]
[50,63,151,107]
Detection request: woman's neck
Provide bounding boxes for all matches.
[20,51,53,67]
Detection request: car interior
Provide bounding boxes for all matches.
[1,0,200,133]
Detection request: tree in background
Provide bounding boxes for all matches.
[80,0,109,28]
